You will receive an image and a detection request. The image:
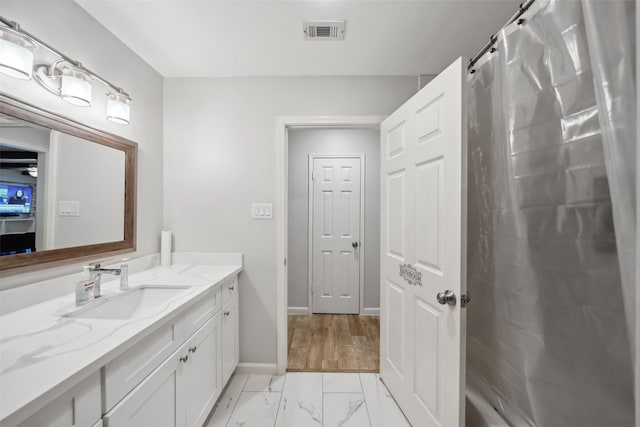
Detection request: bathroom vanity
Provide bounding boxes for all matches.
[0,258,242,427]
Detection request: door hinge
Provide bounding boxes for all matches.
[461,293,471,308]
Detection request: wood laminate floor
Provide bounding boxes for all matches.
[287,314,380,372]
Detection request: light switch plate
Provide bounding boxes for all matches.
[252,203,273,220]
[59,200,80,217]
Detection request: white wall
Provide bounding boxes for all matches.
[164,76,417,364]
[0,0,164,291]
[51,132,124,249]
[287,128,381,312]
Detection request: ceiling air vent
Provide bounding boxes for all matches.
[303,20,346,41]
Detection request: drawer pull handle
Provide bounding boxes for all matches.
[224,311,230,316]
[180,355,189,363]
[188,346,197,354]
[229,285,235,292]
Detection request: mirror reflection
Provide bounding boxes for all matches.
[0,113,125,256]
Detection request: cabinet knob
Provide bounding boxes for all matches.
[188,346,197,354]
[179,355,189,363]
[229,285,235,292]
[224,311,230,316]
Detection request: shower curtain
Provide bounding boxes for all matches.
[466,0,636,425]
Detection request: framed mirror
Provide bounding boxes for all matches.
[0,94,136,272]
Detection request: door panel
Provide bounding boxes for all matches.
[386,171,405,260]
[312,157,362,314]
[415,158,443,273]
[386,280,405,378]
[414,297,440,418]
[380,57,467,427]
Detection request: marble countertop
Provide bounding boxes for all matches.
[0,262,242,427]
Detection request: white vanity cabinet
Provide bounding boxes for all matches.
[103,313,222,427]
[102,274,238,427]
[5,271,241,427]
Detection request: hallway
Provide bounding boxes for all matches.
[287,314,380,372]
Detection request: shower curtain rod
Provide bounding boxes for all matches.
[468,0,536,71]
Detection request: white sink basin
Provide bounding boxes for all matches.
[65,286,191,320]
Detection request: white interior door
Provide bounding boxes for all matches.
[311,156,362,314]
[380,57,467,426]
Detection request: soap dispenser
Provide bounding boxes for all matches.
[75,266,95,306]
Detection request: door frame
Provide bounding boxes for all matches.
[307,153,366,315]
[275,115,385,374]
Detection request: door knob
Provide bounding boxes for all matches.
[436,290,456,306]
[352,241,359,248]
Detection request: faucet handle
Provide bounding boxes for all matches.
[120,259,130,291]
[88,257,116,270]
[86,262,101,270]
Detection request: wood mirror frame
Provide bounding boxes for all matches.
[0,94,137,273]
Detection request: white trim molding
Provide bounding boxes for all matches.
[235,363,278,375]
[288,307,309,315]
[275,115,385,374]
[361,307,380,316]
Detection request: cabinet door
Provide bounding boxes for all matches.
[221,295,239,384]
[183,313,222,427]
[104,319,184,412]
[18,372,101,427]
[104,349,185,427]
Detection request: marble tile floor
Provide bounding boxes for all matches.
[205,372,411,427]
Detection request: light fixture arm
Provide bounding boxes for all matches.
[0,15,131,99]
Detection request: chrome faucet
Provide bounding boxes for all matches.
[87,261,129,298]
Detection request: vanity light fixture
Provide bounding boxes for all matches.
[0,16,132,124]
[61,66,92,106]
[106,91,131,125]
[0,24,36,80]
[34,60,93,107]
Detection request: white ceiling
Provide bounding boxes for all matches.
[76,0,519,78]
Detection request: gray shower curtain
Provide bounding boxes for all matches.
[466,0,636,425]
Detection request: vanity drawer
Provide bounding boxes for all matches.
[19,371,100,427]
[221,275,238,307]
[183,286,221,337]
[103,319,184,412]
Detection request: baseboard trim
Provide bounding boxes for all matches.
[288,306,309,314]
[287,307,379,315]
[236,363,278,375]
